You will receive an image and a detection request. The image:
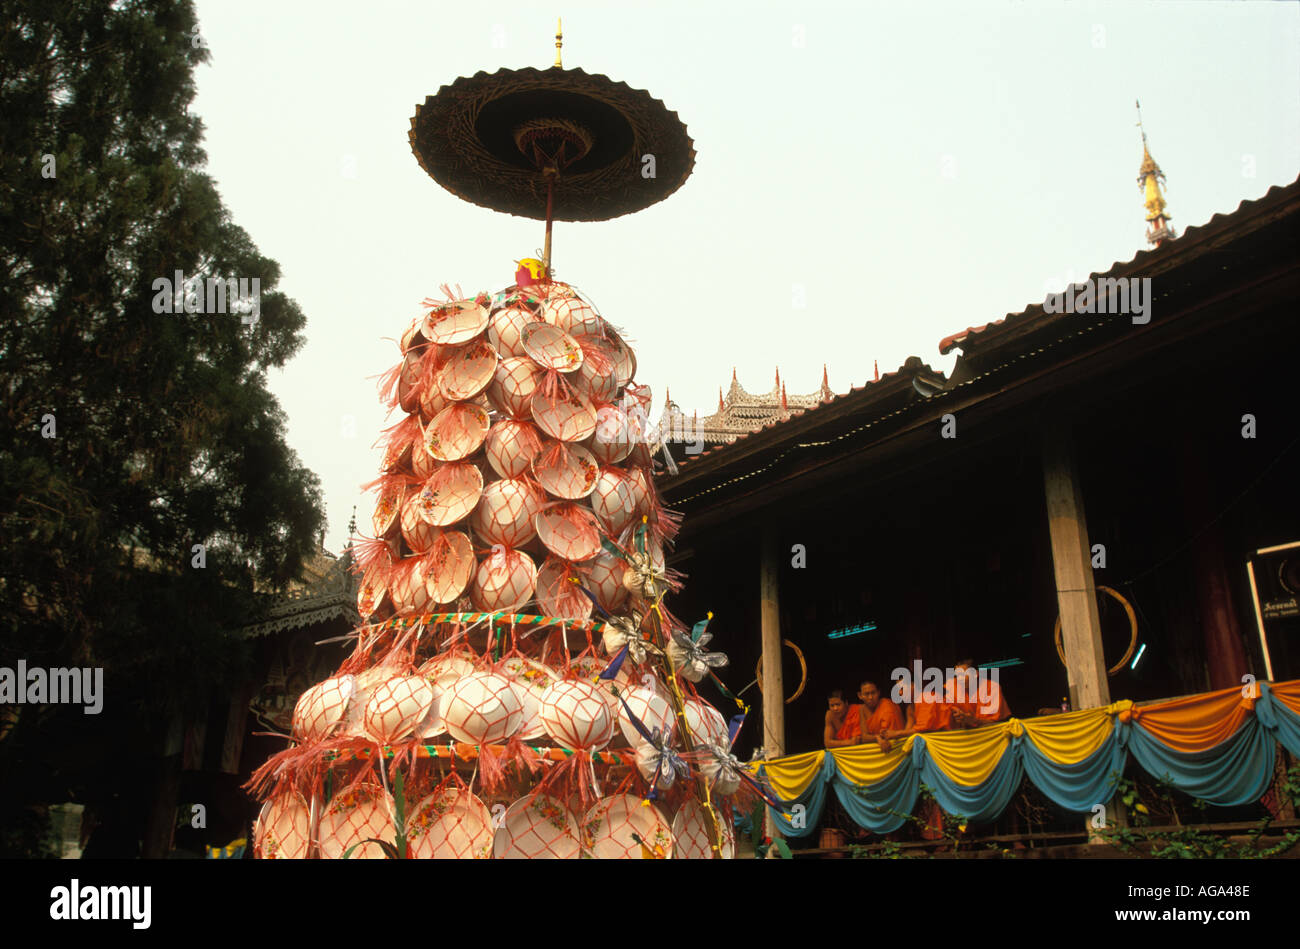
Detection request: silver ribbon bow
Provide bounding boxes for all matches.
[666,629,729,683]
[601,613,653,664]
[699,739,745,796]
[622,551,666,600]
[635,727,690,790]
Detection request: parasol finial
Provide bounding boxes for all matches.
[554,18,563,68]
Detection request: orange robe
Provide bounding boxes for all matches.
[974,679,1011,723]
[863,699,904,735]
[834,704,863,741]
[944,673,980,720]
[912,694,952,732]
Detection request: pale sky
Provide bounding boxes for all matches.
[190,0,1300,554]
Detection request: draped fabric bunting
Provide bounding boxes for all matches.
[832,742,914,835]
[1259,681,1300,758]
[759,679,1300,837]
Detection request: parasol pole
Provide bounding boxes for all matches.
[308,789,322,859]
[543,167,557,277]
[542,18,562,278]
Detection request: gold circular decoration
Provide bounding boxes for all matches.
[1053,585,1138,677]
[754,639,807,705]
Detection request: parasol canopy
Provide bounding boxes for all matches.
[408,65,695,222]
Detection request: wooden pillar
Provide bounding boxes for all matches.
[1042,427,1118,843]
[1041,428,1111,710]
[143,718,184,859]
[1181,441,1249,690]
[182,716,207,771]
[221,683,254,774]
[1192,538,1248,689]
[759,527,785,845]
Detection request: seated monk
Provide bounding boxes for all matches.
[971,663,1011,724]
[877,681,951,752]
[823,690,863,748]
[946,659,1011,727]
[858,680,903,749]
[944,659,980,728]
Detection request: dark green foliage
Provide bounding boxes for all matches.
[0,0,326,839]
[1099,771,1300,858]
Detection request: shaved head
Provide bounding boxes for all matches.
[858,680,881,710]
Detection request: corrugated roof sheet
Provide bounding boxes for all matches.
[938,175,1300,356]
[662,175,1300,479]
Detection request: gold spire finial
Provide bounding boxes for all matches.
[1136,100,1159,177]
[1135,99,1174,246]
[554,18,563,68]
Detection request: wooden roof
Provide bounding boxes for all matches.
[658,176,1300,533]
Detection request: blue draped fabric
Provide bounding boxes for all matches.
[1118,718,1276,807]
[830,757,919,835]
[1017,730,1127,813]
[914,735,1025,824]
[1256,682,1300,758]
[761,683,1297,835]
[759,752,837,838]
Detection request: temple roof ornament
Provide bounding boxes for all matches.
[241,525,361,639]
[1136,100,1176,247]
[659,367,836,446]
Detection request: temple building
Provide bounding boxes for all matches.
[655,125,1300,853]
[657,366,849,465]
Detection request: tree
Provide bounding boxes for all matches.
[0,0,326,853]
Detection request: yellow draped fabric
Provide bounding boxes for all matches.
[1020,704,1124,765]
[759,681,1297,793]
[762,749,826,801]
[920,722,1014,787]
[756,681,1300,833]
[1120,685,1254,753]
[830,741,910,786]
[762,709,1122,792]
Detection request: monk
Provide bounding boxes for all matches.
[858,680,903,746]
[946,659,1010,728]
[876,681,951,752]
[944,659,979,727]
[823,690,862,748]
[970,660,1011,724]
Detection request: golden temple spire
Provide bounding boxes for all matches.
[1136,100,1174,247]
[554,18,563,68]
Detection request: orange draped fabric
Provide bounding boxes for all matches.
[1271,680,1300,717]
[1122,684,1256,753]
